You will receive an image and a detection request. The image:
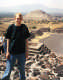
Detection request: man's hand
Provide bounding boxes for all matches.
[26,51,28,59]
[6,39,10,59]
[25,39,29,60]
[6,52,10,59]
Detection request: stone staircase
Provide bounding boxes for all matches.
[28,41,51,55]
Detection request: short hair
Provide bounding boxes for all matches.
[15,13,23,20]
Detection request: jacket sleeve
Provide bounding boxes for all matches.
[5,25,12,39]
[24,25,31,39]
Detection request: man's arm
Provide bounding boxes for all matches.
[6,39,10,59]
[7,39,10,53]
[25,39,29,59]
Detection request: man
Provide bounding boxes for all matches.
[1,13,31,80]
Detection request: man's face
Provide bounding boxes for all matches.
[15,15,22,25]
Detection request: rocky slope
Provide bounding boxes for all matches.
[0,43,63,80]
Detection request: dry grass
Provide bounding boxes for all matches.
[49,22,63,30]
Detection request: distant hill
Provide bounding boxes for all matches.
[0,12,26,18]
[0,13,14,18]
[23,10,55,21]
[49,13,63,17]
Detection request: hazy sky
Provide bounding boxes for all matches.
[0,0,63,13]
[0,0,62,9]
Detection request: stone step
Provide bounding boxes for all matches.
[28,49,44,54]
[29,45,49,51]
[28,53,35,56]
[29,43,44,50]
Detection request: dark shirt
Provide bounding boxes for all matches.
[5,24,31,54]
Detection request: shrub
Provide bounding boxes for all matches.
[32,26,36,29]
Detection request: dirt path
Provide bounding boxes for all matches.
[39,33,63,56]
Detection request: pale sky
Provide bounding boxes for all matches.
[0,0,62,9]
[0,0,63,13]
[0,0,41,7]
[41,0,62,9]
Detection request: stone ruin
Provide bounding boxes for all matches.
[52,28,63,33]
[0,41,63,80]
